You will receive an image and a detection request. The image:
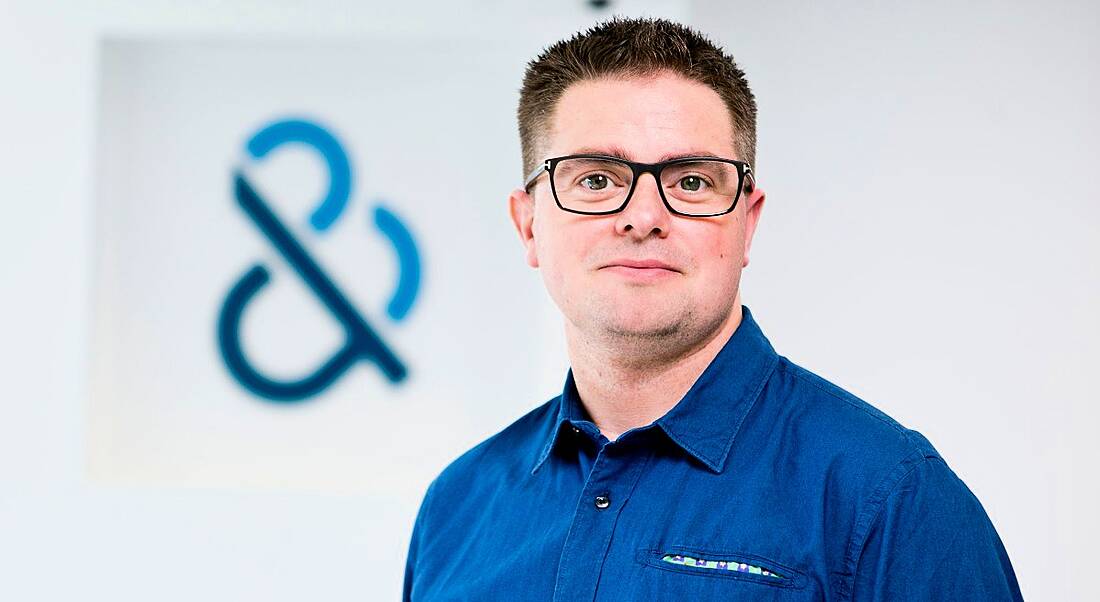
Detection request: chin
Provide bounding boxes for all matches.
[593,305,689,341]
[603,321,683,341]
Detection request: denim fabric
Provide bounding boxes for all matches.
[403,306,1022,600]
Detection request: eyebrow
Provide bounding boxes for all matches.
[569,146,726,162]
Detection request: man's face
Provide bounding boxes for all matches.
[510,71,765,352]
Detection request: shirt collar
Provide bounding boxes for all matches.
[531,305,779,475]
[530,370,587,475]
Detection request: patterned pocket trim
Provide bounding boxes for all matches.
[661,554,785,580]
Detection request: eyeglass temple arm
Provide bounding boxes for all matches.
[744,166,756,192]
[523,162,549,191]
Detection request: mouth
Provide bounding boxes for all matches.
[601,259,680,272]
[598,259,681,281]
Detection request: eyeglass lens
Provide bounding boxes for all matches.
[552,158,741,215]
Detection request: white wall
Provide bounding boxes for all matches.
[1,1,1096,600]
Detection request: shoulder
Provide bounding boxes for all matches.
[768,355,942,472]
[405,397,562,595]
[846,446,1021,599]
[424,396,558,506]
[761,357,1018,594]
[757,357,958,539]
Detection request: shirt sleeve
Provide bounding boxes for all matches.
[849,456,1023,601]
[403,479,438,602]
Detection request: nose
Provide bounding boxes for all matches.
[613,172,671,240]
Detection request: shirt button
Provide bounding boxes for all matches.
[572,426,580,434]
[594,494,610,510]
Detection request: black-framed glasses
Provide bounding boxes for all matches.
[523,154,755,217]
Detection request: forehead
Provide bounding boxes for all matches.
[547,72,737,162]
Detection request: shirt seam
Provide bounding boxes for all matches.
[837,453,944,600]
[777,360,927,450]
[776,360,945,600]
[592,449,655,597]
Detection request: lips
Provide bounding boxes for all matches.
[602,258,680,272]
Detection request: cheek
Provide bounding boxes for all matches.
[536,239,567,295]
[689,223,744,275]
[534,210,603,272]
[533,217,588,292]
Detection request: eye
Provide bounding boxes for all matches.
[678,175,708,192]
[580,174,611,191]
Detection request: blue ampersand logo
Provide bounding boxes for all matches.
[217,118,421,403]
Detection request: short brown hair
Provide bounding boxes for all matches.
[517,17,758,179]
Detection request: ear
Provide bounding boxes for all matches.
[508,187,539,268]
[740,187,766,268]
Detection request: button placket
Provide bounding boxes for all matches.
[552,443,653,602]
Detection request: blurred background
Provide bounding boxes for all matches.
[1,0,1096,599]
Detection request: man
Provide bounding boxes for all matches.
[404,17,1022,601]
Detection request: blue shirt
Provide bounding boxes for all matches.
[403,306,1022,600]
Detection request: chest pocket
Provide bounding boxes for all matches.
[636,546,810,598]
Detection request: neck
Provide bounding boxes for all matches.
[566,298,744,441]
